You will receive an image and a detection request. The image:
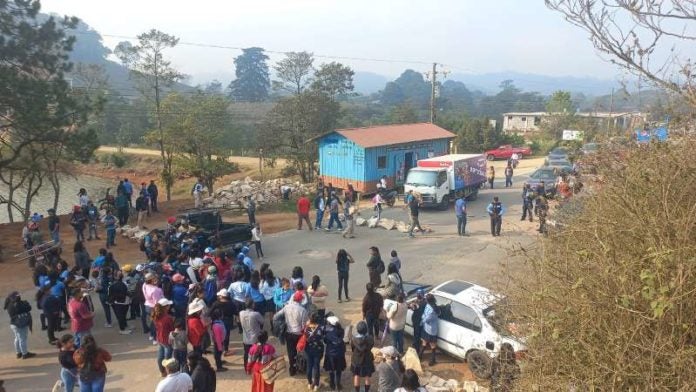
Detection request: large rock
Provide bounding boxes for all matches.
[377,218,396,230]
[402,347,423,374]
[367,217,379,228]
[355,217,367,226]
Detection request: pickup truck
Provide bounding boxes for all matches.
[176,209,252,249]
[484,145,532,161]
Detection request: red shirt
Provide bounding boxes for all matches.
[187,316,206,348]
[68,298,93,333]
[297,197,310,215]
[154,314,174,345]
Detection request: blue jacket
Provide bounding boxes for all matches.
[273,287,293,309]
[421,304,438,336]
[172,283,188,308]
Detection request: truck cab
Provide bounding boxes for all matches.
[405,167,451,209]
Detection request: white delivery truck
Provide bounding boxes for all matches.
[404,154,487,209]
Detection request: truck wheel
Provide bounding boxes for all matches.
[466,350,492,379]
[486,154,495,161]
[439,195,449,210]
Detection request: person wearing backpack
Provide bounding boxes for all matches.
[303,312,325,391]
[4,291,36,359]
[366,246,384,286]
[323,316,346,391]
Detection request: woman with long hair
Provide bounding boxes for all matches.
[152,298,174,377]
[73,335,111,392]
[4,291,35,359]
[290,266,305,288]
[366,246,383,286]
[419,294,439,366]
[57,334,78,392]
[246,330,277,392]
[260,269,278,324]
[142,272,163,342]
[307,275,328,319]
[188,351,216,392]
[335,249,354,303]
[350,320,375,392]
[304,312,325,391]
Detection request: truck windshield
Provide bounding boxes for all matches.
[406,170,437,187]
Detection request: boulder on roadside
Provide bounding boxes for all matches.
[377,218,396,230]
[367,217,379,228]
[396,221,410,233]
[355,217,367,226]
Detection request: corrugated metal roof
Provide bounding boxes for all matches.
[334,123,455,148]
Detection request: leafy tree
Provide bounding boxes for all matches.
[259,91,339,182]
[0,0,89,170]
[115,29,185,201]
[273,51,315,95]
[389,104,419,124]
[311,62,355,100]
[229,47,270,102]
[203,80,223,96]
[165,93,239,193]
[440,80,475,113]
[546,90,573,113]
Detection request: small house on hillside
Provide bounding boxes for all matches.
[313,123,455,193]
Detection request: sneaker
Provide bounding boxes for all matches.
[337,299,342,303]
[49,339,59,345]
[345,297,351,302]
[16,353,22,359]
[22,352,36,359]
[104,323,113,328]
[313,386,319,392]
[119,329,133,335]
[307,384,312,391]
[325,228,330,231]
[148,336,154,341]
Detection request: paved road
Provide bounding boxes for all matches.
[0,160,543,391]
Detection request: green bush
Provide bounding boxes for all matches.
[280,164,298,177]
[110,153,128,168]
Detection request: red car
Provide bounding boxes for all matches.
[484,145,532,161]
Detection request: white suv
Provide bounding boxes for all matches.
[384,280,525,377]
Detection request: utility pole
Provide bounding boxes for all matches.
[425,63,448,123]
[609,87,614,137]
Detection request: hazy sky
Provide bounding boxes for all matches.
[40,0,628,84]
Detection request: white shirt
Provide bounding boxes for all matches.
[193,183,203,194]
[155,372,192,392]
[251,227,262,242]
[79,194,90,206]
[378,178,387,189]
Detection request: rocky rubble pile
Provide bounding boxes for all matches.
[204,177,313,209]
[116,225,150,240]
[354,216,434,234]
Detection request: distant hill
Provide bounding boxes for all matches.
[448,71,622,96]
[353,71,390,95]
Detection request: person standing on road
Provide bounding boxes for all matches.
[307,275,329,319]
[58,334,78,392]
[303,312,325,391]
[386,293,408,354]
[240,298,265,371]
[115,190,130,226]
[153,298,175,377]
[246,330,277,392]
[68,288,94,349]
[326,193,343,232]
[155,358,193,392]
[73,335,111,392]
[147,180,159,213]
[313,191,326,230]
[70,206,86,243]
[407,194,424,238]
[409,290,426,351]
[336,249,354,303]
[487,165,496,189]
[4,291,36,359]
[487,196,504,237]
[536,195,549,234]
[521,183,534,222]
[342,196,355,239]
[102,210,117,249]
[420,294,439,366]
[273,292,308,376]
[454,193,467,236]
[251,223,264,259]
[362,283,384,339]
[350,321,375,392]
[296,194,313,231]
[366,246,384,286]
[504,163,514,188]
[123,178,133,207]
[323,316,346,391]
[187,352,216,392]
[107,271,133,335]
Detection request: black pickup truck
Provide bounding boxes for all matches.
[177,209,252,248]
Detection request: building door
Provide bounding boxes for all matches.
[404,152,414,176]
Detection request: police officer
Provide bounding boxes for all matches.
[486,196,504,237]
[521,183,534,222]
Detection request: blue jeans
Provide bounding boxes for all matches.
[61,367,78,392]
[157,344,173,374]
[315,209,324,228]
[173,349,188,373]
[456,215,467,235]
[106,229,115,247]
[305,351,322,387]
[391,329,405,354]
[10,324,28,355]
[79,375,105,392]
[74,330,91,349]
[51,230,60,244]
[144,306,155,339]
[505,175,512,187]
[328,212,342,230]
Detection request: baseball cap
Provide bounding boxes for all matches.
[217,288,229,297]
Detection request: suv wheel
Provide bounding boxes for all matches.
[486,154,495,161]
[466,350,492,379]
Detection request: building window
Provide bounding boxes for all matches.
[521,116,527,122]
[377,155,387,169]
[507,116,513,121]
[534,116,541,126]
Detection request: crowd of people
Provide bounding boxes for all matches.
[3,172,534,392]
